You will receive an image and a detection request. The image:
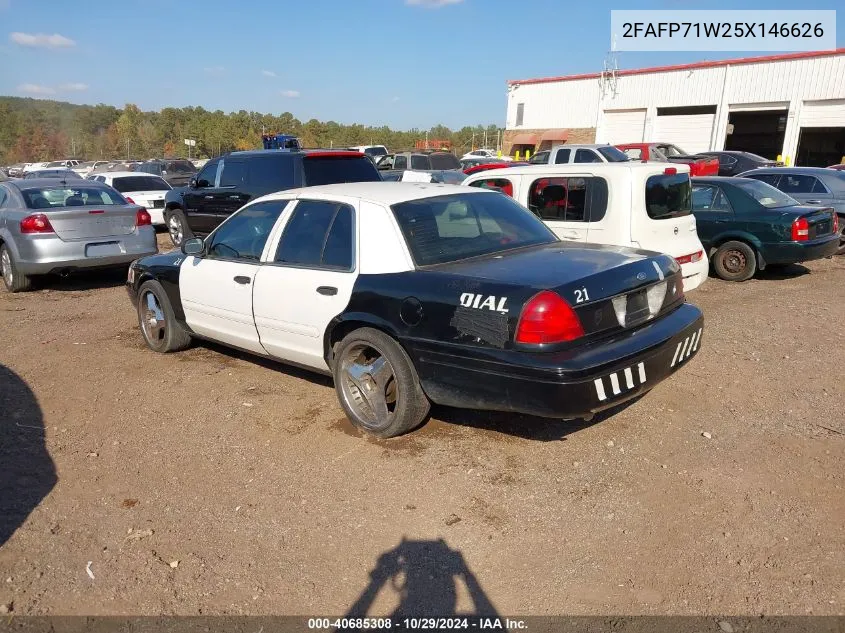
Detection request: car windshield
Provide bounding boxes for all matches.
[112,176,171,192]
[166,161,196,173]
[597,146,630,162]
[22,186,127,209]
[26,170,81,179]
[734,179,799,208]
[391,192,557,266]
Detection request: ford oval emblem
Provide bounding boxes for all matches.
[673,226,679,235]
[636,272,647,281]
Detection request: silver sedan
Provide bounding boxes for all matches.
[0,178,158,292]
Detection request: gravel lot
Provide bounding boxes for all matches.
[1,236,843,617]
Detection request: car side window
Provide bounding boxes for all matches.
[747,174,781,188]
[275,200,355,270]
[691,185,732,212]
[410,155,429,170]
[554,149,571,164]
[467,177,514,198]
[0,187,7,207]
[528,177,592,222]
[206,201,286,262]
[574,149,601,163]
[219,160,247,187]
[195,160,219,188]
[780,175,817,194]
[811,178,829,194]
[528,151,549,164]
[393,155,408,170]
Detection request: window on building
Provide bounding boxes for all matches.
[515,103,524,127]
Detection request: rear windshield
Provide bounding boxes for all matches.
[391,192,557,266]
[23,186,127,209]
[112,176,171,192]
[364,147,387,158]
[597,146,630,162]
[303,156,381,186]
[428,153,461,170]
[26,170,81,179]
[645,174,692,219]
[734,179,798,208]
[165,161,196,174]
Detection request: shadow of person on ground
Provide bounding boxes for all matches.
[0,364,56,548]
[342,538,499,626]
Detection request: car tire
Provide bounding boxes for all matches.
[713,241,757,282]
[332,327,430,438]
[1,244,33,293]
[165,208,192,247]
[136,280,192,353]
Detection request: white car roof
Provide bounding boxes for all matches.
[465,162,690,180]
[260,182,489,206]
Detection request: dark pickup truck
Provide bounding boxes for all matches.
[617,143,719,177]
[163,149,381,246]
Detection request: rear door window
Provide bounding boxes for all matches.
[275,200,355,270]
[780,174,818,194]
[574,149,601,163]
[645,173,692,219]
[302,156,381,186]
[248,156,297,191]
[219,160,248,187]
[554,149,571,164]
[745,173,781,188]
[691,185,732,212]
[467,177,514,197]
[528,177,608,222]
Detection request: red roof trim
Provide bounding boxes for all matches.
[507,48,845,86]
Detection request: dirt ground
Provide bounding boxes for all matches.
[0,234,843,617]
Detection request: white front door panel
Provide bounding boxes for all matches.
[179,257,265,354]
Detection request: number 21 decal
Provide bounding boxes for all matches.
[574,287,590,304]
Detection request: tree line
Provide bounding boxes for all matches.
[0,97,503,163]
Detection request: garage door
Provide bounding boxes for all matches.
[799,99,845,127]
[599,109,646,144]
[654,113,715,154]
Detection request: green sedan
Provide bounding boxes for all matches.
[691,177,840,281]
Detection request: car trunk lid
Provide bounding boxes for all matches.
[779,205,837,239]
[44,205,139,240]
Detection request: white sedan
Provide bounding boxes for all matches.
[88,172,171,225]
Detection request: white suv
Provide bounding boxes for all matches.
[529,144,630,165]
[463,162,708,291]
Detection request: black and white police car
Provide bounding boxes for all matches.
[127,182,703,438]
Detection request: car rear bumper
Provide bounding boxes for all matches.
[14,227,158,274]
[762,234,840,265]
[680,258,709,291]
[410,303,703,420]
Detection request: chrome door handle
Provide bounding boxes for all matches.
[806,200,822,205]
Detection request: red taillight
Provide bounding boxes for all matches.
[135,208,152,227]
[20,213,54,234]
[791,217,809,241]
[664,167,677,175]
[675,250,703,265]
[125,196,135,204]
[515,290,584,345]
[833,213,839,234]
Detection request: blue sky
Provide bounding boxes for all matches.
[0,0,842,129]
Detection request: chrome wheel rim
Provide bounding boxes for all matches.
[723,250,746,275]
[140,290,166,346]
[168,215,183,245]
[339,343,398,429]
[1,249,12,286]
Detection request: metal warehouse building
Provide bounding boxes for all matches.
[504,49,845,167]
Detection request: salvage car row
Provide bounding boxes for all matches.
[0,147,842,440]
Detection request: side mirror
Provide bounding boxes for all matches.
[181,237,205,256]
[189,178,198,188]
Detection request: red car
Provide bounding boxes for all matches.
[463,161,529,176]
[616,143,719,177]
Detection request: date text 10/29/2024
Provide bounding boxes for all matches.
[307,617,528,630]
